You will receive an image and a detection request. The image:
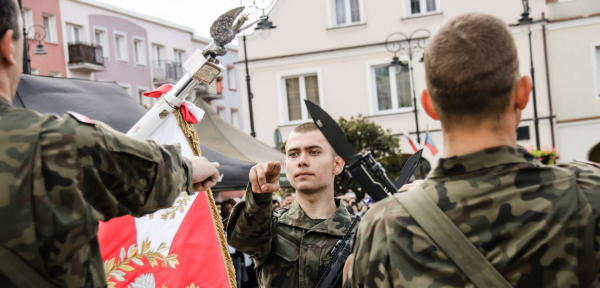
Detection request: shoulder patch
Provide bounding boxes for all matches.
[67,111,95,125]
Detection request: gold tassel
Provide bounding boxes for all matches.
[175,109,238,288]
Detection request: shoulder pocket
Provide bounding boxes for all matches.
[97,123,160,163]
[273,233,300,262]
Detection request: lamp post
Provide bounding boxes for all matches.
[385,30,430,178]
[516,0,541,150]
[18,0,48,75]
[241,0,276,137]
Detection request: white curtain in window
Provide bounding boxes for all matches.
[335,0,346,25]
[350,0,360,22]
[375,66,392,111]
[286,78,302,121]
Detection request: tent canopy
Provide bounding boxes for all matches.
[193,98,292,188]
[193,98,285,163]
[15,74,253,191]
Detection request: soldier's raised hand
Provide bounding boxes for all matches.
[249,161,281,193]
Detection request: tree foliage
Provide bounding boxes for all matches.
[278,115,403,200]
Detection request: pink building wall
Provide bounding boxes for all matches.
[22,0,67,76]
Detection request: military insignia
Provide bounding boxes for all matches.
[67,111,95,125]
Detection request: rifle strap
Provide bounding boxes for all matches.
[395,185,513,288]
[0,244,56,288]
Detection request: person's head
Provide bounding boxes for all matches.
[220,198,235,217]
[421,13,531,133]
[284,122,345,195]
[0,0,23,103]
[283,193,294,206]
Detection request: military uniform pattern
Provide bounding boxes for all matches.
[227,184,355,288]
[0,99,194,287]
[351,146,600,288]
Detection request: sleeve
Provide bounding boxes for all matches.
[351,204,394,288]
[39,115,193,221]
[226,183,275,266]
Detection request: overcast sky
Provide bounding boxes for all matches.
[95,0,272,46]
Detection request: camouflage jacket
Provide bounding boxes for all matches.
[227,184,355,288]
[351,146,600,288]
[0,99,194,288]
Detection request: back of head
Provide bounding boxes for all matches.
[0,0,20,42]
[424,13,519,128]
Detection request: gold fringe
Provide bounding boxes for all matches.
[175,110,238,288]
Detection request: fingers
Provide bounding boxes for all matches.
[249,162,281,193]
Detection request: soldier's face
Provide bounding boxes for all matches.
[284,131,344,195]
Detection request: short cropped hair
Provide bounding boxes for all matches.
[292,122,319,133]
[287,122,338,157]
[424,13,519,127]
[0,0,20,41]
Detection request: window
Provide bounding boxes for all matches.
[114,33,128,62]
[48,71,62,77]
[137,88,148,105]
[42,14,57,43]
[174,49,185,64]
[283,74,321,122]
[594,45,600,98]
[217,106,227,121]
[372,64,411,113]
[332,0,363,26]
[152,44,164,67]
[31,68,39,75]
[227,65,237,91]
[23,9,33,39]
[66,24,83,43]
[231,109,240,129]
[94,28,109,58]
[133,37,146,65]
[406,0,440,17]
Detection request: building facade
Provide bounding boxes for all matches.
[20,0,244,131]
[546,0,600,163]
[22,0,68,77]
[238,0,558,166]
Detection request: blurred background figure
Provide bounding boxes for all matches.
[220,198,236,220]
[272,199,281,212]
[222,198,244,287]
[281,192,295,209]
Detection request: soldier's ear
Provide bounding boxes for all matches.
[0,30,17,66]
[421,89,439,121]
[333,156,344,175]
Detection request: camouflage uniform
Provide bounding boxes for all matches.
[227,184,354,288]
[0,99,194,287]
[351,146,600,288]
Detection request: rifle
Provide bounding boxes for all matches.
[315,215,361,288]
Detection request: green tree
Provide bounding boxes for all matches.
[278,115,403,200]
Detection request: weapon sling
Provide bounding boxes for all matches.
[395,185,513,288]
[0,244,56,288]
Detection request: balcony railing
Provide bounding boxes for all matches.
[68,42,105,72]
[153,61,185,84]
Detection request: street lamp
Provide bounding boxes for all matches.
[385,30,430,177]
[241,0,276,138]
[23,25,48,74]
[515,0,541,150]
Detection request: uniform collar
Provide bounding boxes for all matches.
[429,146,541,179]
[279,198,353,237]
[0,97,11,108]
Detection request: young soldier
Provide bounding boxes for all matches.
[0,0,220,286]
[351,13,600,287]
[227,122,355,288]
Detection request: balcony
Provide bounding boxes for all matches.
[68,43,105,72]
[153,60,223,101]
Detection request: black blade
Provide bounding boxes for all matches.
[304,100,359,162]
[394,149,423,188]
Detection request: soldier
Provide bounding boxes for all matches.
[0,0,221,286]
[350,13,600,288]
[227,122,355,288]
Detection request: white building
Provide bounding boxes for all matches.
[238,0,560,169]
